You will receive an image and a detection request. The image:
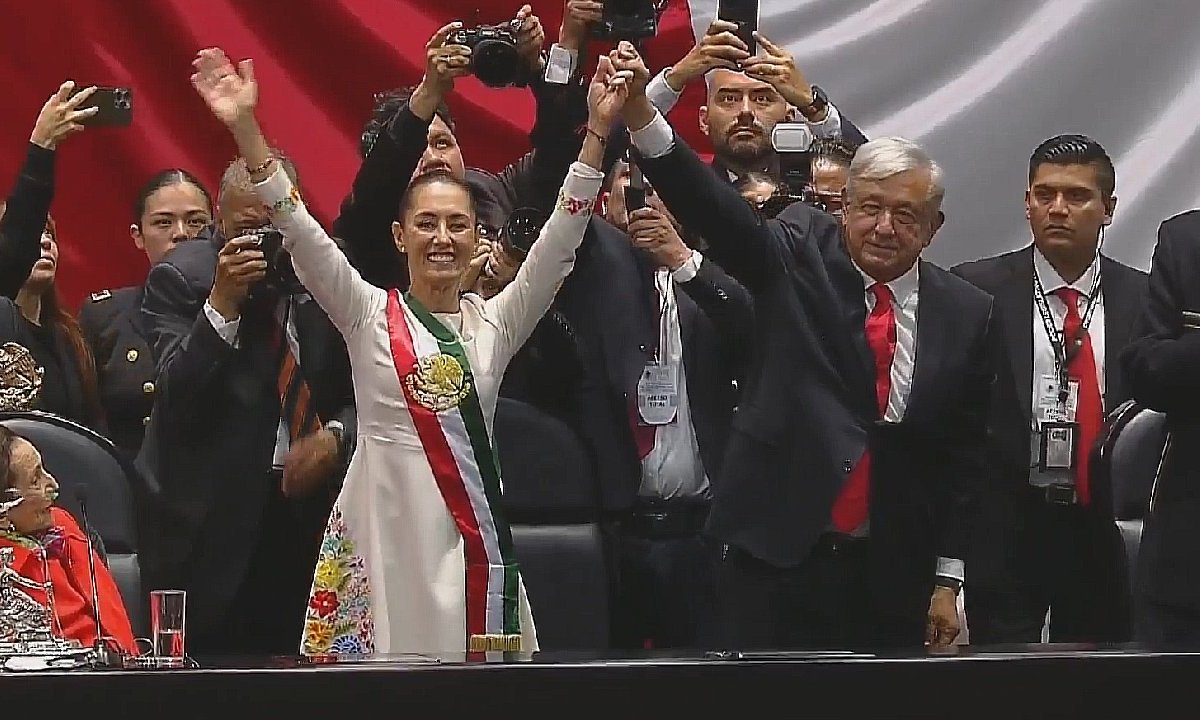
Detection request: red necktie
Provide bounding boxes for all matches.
[832,284,897,533]
[1054,287,1100,506]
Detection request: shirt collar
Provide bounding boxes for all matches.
[1033,245,1100,298]
[856,260,920,306]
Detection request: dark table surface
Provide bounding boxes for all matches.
[1,644,1192,717]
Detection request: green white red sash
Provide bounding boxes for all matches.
[386,290,521,656]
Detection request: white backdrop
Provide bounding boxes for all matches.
[685,0,1200,270]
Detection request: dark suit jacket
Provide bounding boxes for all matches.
[565,217,753,512]
[954,245,1146,640]
[1122,210,1200,612]
[637,133,998,621]
[79,285,156,458]
[135,230,356,637]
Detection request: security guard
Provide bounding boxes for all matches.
[81,168,214,457]
[79,287,156,458]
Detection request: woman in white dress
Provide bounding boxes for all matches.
[189,45,630,657]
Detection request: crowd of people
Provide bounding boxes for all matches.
[1,1,1199,658]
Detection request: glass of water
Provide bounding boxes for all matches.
[150,589,186,665]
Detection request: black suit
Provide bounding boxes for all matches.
[1121,210,1200,644]
[136,231,356,654]
[636,131,999,648]
[954,246,1145,643]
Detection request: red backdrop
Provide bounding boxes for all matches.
[0,0,704,308]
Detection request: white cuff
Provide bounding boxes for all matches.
[628,111,675,159]
[203,300,241,347]
[807,102,843,139]
[671,250,703,283]
[936,556,965,584]
[646,68,683,115]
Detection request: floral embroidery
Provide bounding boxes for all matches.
[557,189,593,217]
[270,185,302,217]
[301,507,374,656]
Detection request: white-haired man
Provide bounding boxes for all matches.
[613,42,1007,650]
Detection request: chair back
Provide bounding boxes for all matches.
[0,411,148,635]
[496,398,609,649]
[1096,400,1171,576]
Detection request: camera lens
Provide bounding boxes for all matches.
[501,207,548,257]
[472,39,520,88]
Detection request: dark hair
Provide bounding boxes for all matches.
[133,169,214,228]
[1028,134,1116,198]
[397,170,475,221]
[811,138,858,168]
[361,87,455,159]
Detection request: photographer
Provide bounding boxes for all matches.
[646,19,867,181]
[137,151,356,655]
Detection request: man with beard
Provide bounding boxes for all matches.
[644,19,867,183]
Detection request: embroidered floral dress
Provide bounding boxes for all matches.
[254,162,602,657]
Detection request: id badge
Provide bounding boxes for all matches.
[637,363,678,425]
[1036,375,1079,423]
[1038,421,1077,472]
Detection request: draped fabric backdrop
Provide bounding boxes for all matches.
[1,0,1197,308]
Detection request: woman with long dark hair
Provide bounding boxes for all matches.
[0,81,102,429]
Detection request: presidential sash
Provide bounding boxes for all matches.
[386,290,522,656]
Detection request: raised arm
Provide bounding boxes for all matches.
[612,43,774,292]
[190,47,382,336]
[483,56,628,355]
[0,83,97,299]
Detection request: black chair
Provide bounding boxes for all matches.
[496,397,609,650]
[1096,400,1171,578]
[0,411,148,636]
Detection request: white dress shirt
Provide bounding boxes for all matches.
[638,251,710,501]
[1029,247,1105,483]
[204,296,302,468]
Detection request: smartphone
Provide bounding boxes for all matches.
[625,163,647,212]
[71,86,133,127]
[717,0,759,52]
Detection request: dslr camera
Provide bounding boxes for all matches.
[756,122,831,219]
[246,228,303,295]
[499,206,549,259]
[591,0,666,41]
[448,19,526,88]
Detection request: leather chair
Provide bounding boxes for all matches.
[0,411,148,636]
[1095,400,1170,578]
[496,398,609,650]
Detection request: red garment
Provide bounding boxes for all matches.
[1055,287,1102,506]
[832,284,898,533]
[3,507,136,654]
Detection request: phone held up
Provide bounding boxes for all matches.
[717,0,760,53]
[70,86,133,127]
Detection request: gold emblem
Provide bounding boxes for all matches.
[468,633,523,653]
[0,343,44,412]
[404,353,471,412]
[126,348,138,362]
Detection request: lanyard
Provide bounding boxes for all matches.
[652,269,672,364]
[1033,264,1101,395]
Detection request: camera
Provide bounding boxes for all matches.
[448,19,525,88]
[499,206,548,259]
[247,228,303,295]
[754,122,828,219]
[591,0,665,41]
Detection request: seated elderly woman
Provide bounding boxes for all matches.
[0,425,135,652]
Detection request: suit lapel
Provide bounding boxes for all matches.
[997,247,1036,426]
[904,261,946,420]
[827,244,877,415]
[1100,255,1133,412]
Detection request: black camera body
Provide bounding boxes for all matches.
[448,20,525,88]
[247,228,303,295]
[499,206,549,259]
[592,0,663,41]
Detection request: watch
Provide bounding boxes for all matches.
[799,84,829,120]
[934,576,963,595]
[325,419,347,456]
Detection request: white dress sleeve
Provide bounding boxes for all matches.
[480,161,603,359]
[254,166,385,337]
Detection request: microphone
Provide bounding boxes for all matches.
[74,485,120,667]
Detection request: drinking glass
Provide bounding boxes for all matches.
[150,589,186,665]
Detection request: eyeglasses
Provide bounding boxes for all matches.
[849,201,920,229]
